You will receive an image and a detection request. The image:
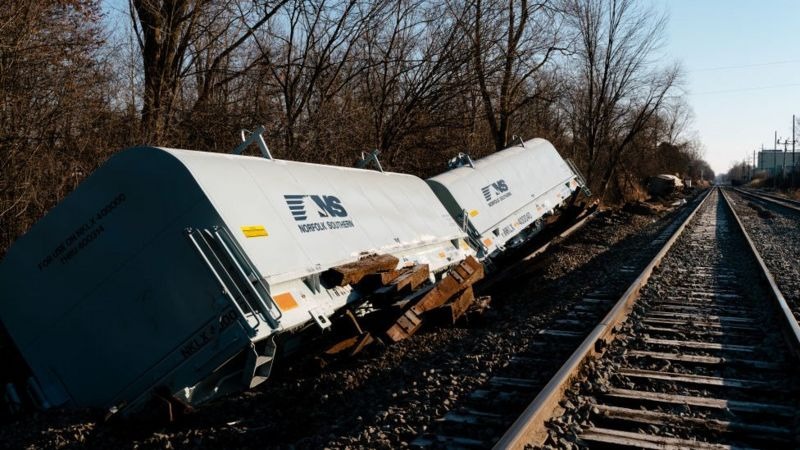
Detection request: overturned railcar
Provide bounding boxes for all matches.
[427,139,588,262]
[0,146,471,414]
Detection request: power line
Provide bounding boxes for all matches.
[691,59,800,72]
[692,82,800,96]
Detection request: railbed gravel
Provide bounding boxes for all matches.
[0,198,699,450]
[726,190,800,321]
[544,190,799,449]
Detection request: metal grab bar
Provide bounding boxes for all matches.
[565,158,592,197]
[186,230,260,335]
[196,230,262,324]
[213,228,282,325]
[214,227,282,321]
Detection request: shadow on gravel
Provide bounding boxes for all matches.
[0,201,698,450]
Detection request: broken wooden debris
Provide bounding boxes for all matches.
[359,269,403,289]
[321,254,400,287]
[386,256,484,342]
[324,332,374,358]
[372,264,430,299]
[429,286,475,325]
[318,256,488,360]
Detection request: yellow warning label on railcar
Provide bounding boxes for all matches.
[469,209,480,217]
[273,292,299,311]
[241,225,269,238]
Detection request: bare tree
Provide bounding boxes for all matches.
[460,0,565,150]
[129,0,287,143]
[250,0,386,157]
[356,0,472,168]
[0,0,113,254]
[563,0,681,200]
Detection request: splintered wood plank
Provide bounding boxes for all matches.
[410,256,483,315]
[373,264,430,296]
[602,388,796,417]
[641,317,759,332]
[385,256,483,342]
[321,254,399,286]
[579,427,739,449]
[323,332,374,357]
[618,368,773,390]
[359,269,403,288]
[430,287,475,324]
[641,337,758,353]
[626,349,782,370]
[593,404,792,441]
[646,311,754,323]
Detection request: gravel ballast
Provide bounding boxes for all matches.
[0,200,700,450]
[726,190,800,321]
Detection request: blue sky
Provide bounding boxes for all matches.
[660,0,800,175]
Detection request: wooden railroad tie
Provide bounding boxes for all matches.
[386,255,484,342]
[320,254,488,358]
[321,253,400,287]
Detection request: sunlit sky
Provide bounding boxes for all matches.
[102,1,800,176]
[660,0,800,175]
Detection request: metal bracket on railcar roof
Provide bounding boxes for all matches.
[512,134,525,147]
[232,125,273,159]
[447,152,475,170]
[356,149,384,172]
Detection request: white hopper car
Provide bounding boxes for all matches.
[0,135,585,415]
[428,138,588,261]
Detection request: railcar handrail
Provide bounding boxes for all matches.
[186,229,261,335]
[564,158,591,197]
[213,227,282,325]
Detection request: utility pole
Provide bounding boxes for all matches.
[793,114,796,187]
[777,136,797,187]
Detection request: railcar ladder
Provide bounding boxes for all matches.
[186,227,282,333]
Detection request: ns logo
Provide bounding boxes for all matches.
[481,179,510,202]
[284,194,348,221]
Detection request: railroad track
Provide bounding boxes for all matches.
[412,193,708,448]
[494,188,800,449]
[725,187,800,325]
[733,187,800,213]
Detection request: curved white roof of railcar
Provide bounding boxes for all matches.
[427,139,576,234]
[155,147,466,282]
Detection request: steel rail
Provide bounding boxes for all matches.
[493,188,713,449]
[494,186,800,449]
[720,188,800,360]
[733,187,800,213]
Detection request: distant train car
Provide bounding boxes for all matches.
[0,146,470,414]
[427,139,588,262]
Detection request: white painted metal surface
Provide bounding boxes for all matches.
[427,138,582,259]
[0,146,470,412]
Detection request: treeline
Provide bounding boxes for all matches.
[0,0,711,254]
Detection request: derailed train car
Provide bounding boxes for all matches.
[0,146,470,414]
[427,138,588,262]
[0,134,587,416]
